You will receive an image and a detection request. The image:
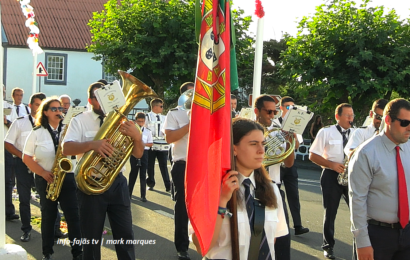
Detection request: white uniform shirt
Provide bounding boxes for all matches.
[141,127,153,150]
[5,115,35,151]
[3,101,13,139]
[10,103,30,122]
[62,110,127,172]
[145,111,166,139]
[344,124,376,155]
[191,172,288,260]
[23,125,64,172]
[310,125,353,165]
[163,107,189,162]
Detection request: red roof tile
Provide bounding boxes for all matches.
[1,0,108,50]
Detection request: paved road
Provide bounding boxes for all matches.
[5,161,354,260]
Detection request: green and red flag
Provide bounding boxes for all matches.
[186,0,238,255]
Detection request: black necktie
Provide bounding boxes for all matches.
[279,117,283,124]
[15,105,20,116]
[52,130,59,143]
[243,179,271,260]
[156,115,161,136]
[98,115,105,127]
[336,125,350,148]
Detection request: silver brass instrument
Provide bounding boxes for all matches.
[75,71,157,195]
[338,149,356,186]
[46,116,73,201]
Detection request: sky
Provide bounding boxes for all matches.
[232,0,410,41]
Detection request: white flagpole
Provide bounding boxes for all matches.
[32,54,37,94]
[251,16,264,104]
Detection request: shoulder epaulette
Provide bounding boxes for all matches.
[73,112,83,117]
[324,125,331,128]
[271,180,276,184]
[359,126,367,129]
[17,116,25,120]
[33,125,41,130]
[170,108,178,111]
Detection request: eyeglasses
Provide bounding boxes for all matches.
[342,114,355,118]
[372,111,383,121]
[48,107,64,112]
[157,106,163,108]
[394,117,410,127]
[262,108,278,115]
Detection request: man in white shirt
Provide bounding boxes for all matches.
[145,98,171,192]
[10,87,30,122]
[253,94,295,260]
[62,82,144,260]
[129,112,153,202]
[5,92,46,242]
[59,94,71,115]
[164,82,194,260]
[310,103,355,259]
[344,99,388,155]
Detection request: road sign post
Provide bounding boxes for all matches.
[36,62,48,92]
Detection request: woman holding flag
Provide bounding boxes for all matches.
[192,118,288,259]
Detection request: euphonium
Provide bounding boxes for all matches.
[75,70,157,195]
[46,117,73,201]
[263,125,296,167]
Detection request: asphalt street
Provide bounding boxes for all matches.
[5,159,355,260]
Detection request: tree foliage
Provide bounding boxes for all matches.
[87,0,197,101]
[278,0,410,120]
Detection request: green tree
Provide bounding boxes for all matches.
[87,0,197,101]
[278,0,410,119]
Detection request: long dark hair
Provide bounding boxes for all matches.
[232,118,277,208]
[35,98,61,128]
[314,115,323,126]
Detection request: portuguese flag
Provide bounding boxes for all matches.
[185,0,238,255]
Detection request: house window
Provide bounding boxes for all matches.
[103,70,119,83]
[45,53,67,85]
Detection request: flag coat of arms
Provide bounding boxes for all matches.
[185,0,234,255]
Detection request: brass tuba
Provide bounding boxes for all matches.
[75,71,157,195]
[46,119,73,201]
[263,124,296,167]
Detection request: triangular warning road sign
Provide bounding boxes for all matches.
[36,62,48,76]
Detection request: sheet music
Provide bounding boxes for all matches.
[62,106,87,124]
[281,105,314,134]
[94,80,126,115]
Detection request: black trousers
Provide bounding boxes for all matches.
[128,151,148,198]
[77,173,135,260]
[275,186,291,260]
[321,169,349,249]
[14,157,34,232]
[5,149,15,217]
[367,224,410,260]
[146,149,171,190]
[35,173,82,257]
[280,165,302,228]
[171,161,189,252]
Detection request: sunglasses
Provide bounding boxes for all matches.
[394,117,410,127]
[262,108,278,115]
[49,107,64,112]
[372,111,383,121]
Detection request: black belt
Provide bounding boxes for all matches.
[174,160,186,165]
[368,219,402,229]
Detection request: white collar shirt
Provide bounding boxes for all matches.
[10,103,30,122]
[145,111,166,138]
[344,123,376,155]
[23,125,64,172]
[163,107,189,161]
[200,172,288,260]
[140,127,153,150]
[5,115,35,151]
[310,124,354,165]
[3,101,13,138]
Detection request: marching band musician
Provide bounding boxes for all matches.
[192,118,289,259]
[344,99,388,155]
[10,87,31,122]
[253,94,293,260]
[5,92,46,242]
[163,82,194,260]
[309,103,355,259]
[62,82,144,260]
[145,98,171,192]
[128,112,153,201]
[273,96,309,236]
[22,98,82,260]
